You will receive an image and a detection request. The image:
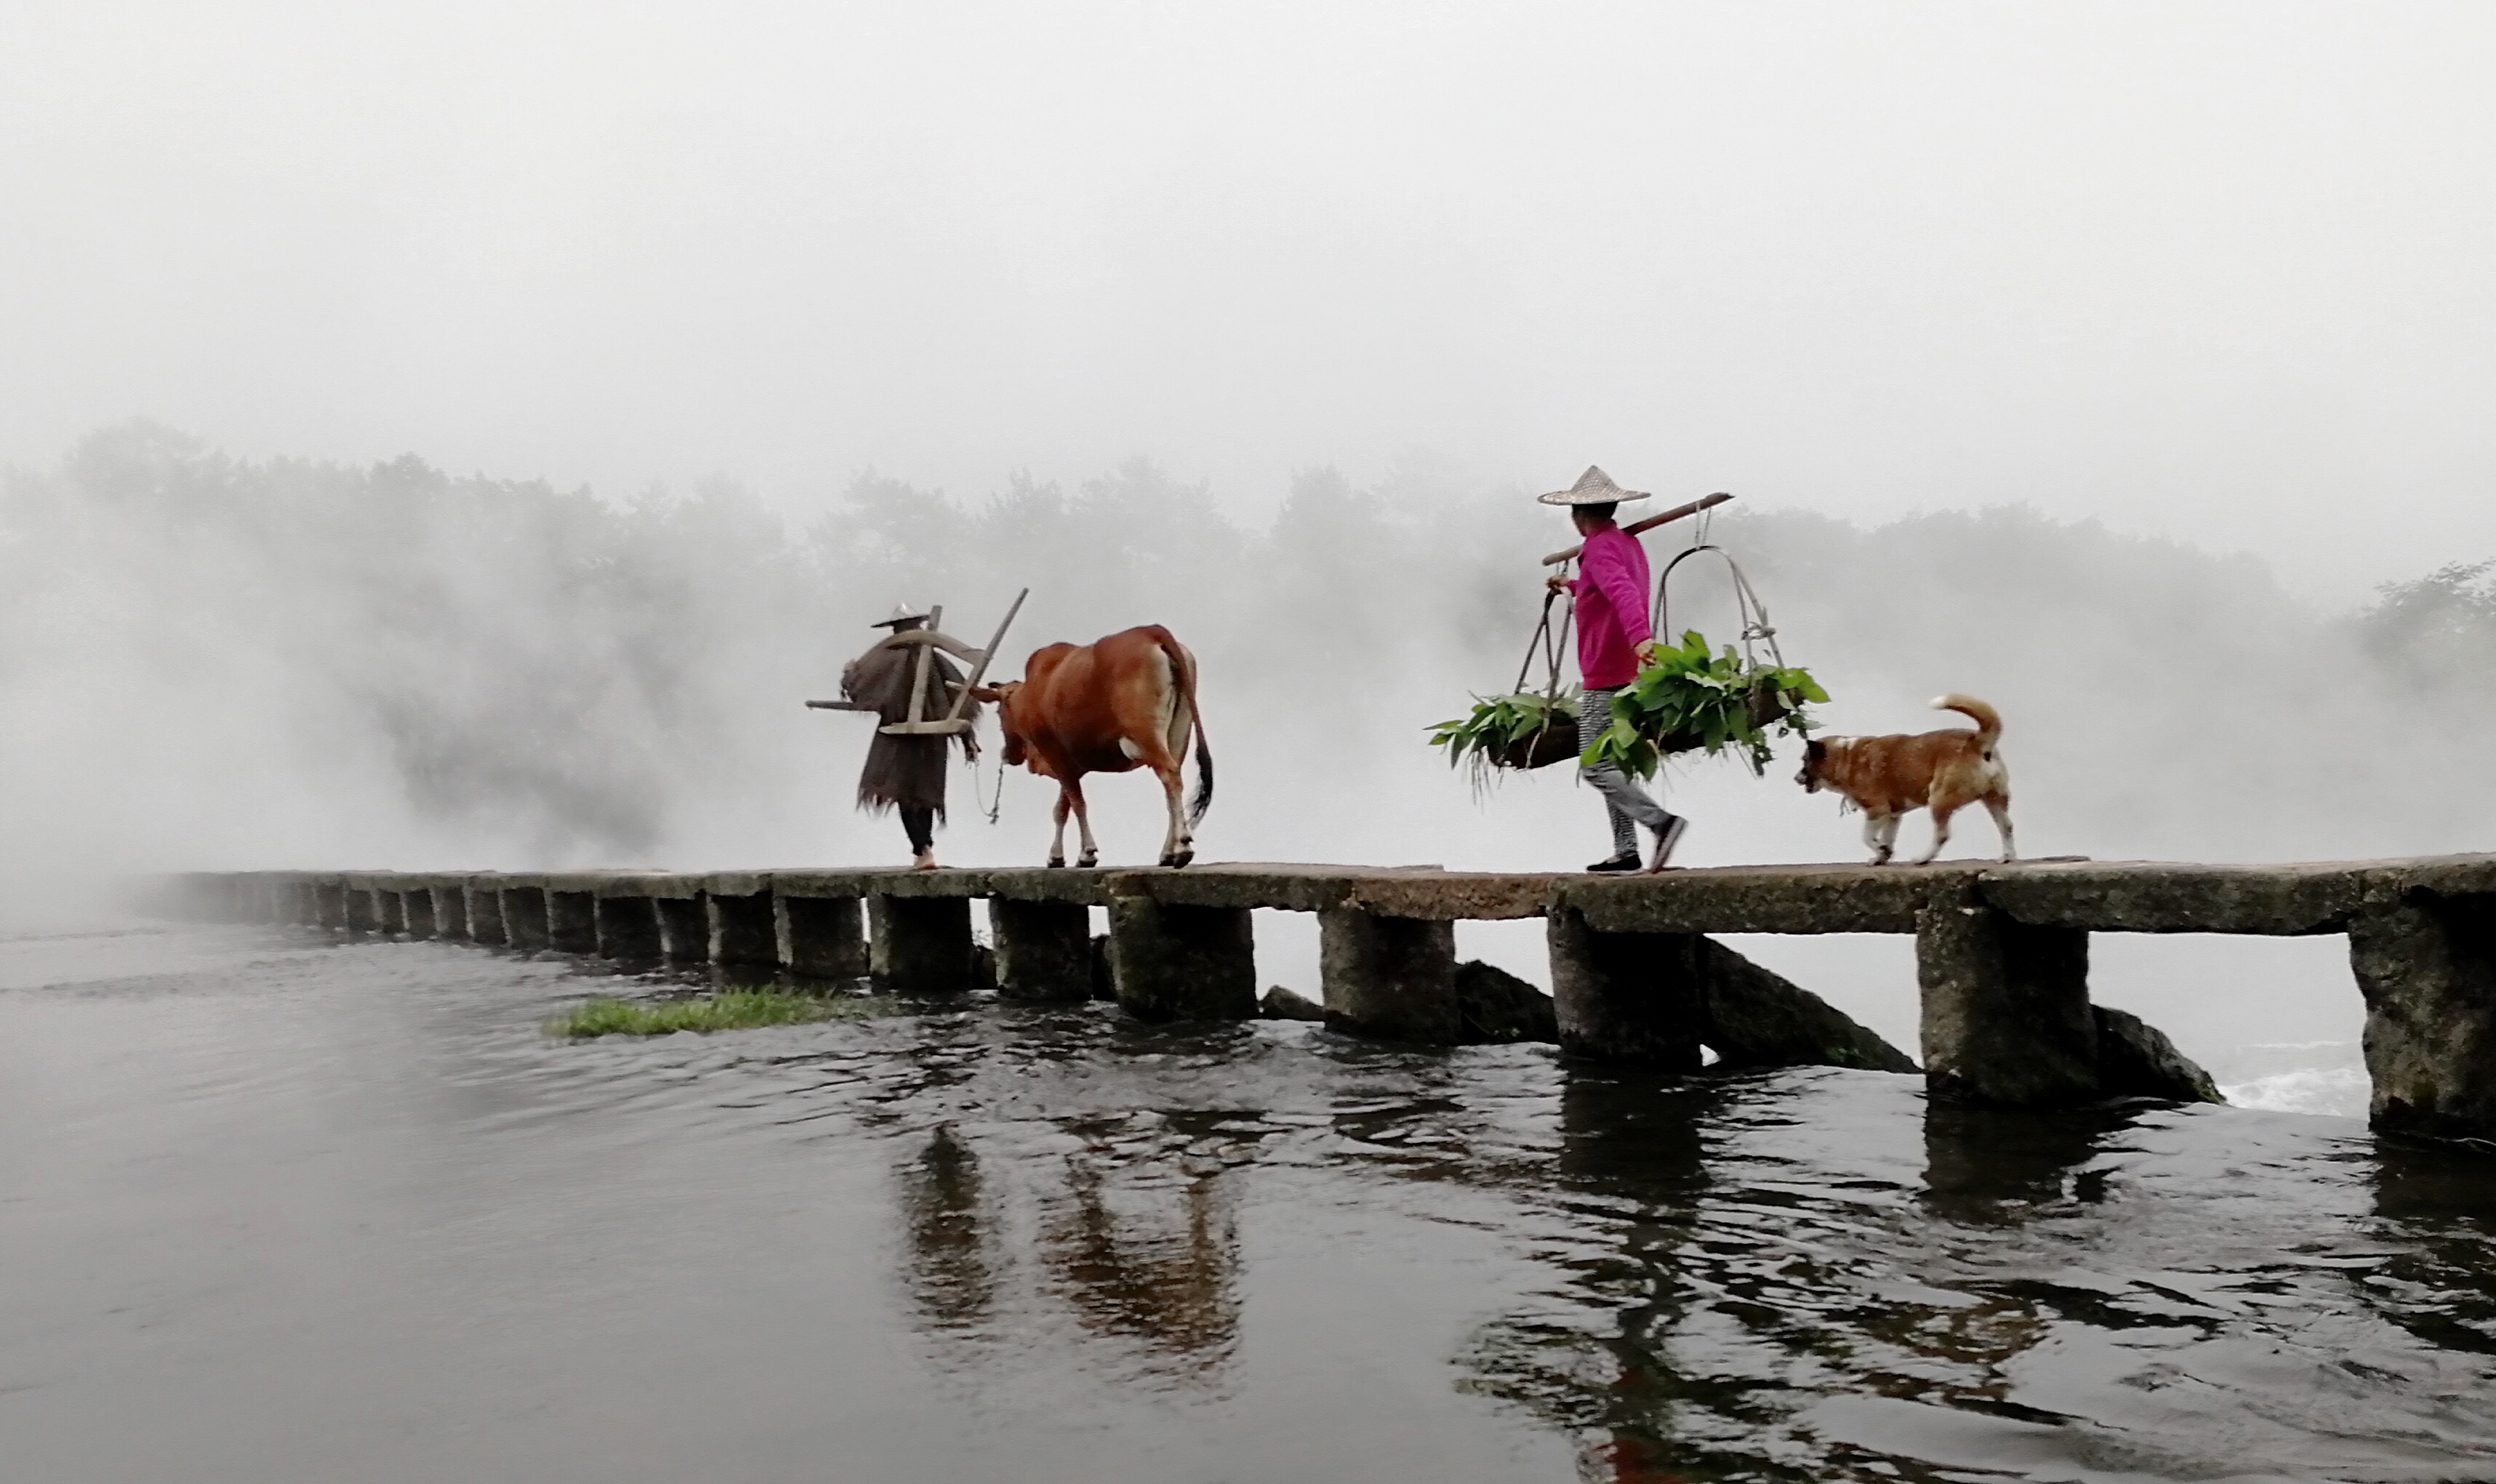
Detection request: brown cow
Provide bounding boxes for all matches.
[970,625,1213,867]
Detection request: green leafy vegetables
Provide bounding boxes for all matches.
[1431,630,1829,787]
[1427,690,1582,791]
[1582,630,1828,779]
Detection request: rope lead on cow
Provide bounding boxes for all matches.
[972,745,1005,826]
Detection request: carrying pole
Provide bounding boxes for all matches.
[1541,492,1733,566]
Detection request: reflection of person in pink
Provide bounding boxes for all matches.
[1541,467,1688,873]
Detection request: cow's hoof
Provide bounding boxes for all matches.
[1046,858,1065,870]
[1163,849,1195,869]
[1076,854,1099,870]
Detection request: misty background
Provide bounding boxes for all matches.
[7,4,2495,1111]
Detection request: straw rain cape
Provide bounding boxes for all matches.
[840,638,982,817]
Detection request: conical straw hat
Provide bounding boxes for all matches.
[1538,465,1652,507]
[1538,465,1652,506]
[870,603,932,628]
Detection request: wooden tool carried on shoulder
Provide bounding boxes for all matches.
[806,588,1030,735]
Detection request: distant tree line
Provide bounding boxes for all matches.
[1,420,2484,865]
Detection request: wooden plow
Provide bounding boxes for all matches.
[806,587,1030,733]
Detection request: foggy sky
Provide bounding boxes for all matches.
[7,2,2492,601]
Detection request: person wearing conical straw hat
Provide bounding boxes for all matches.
[841,604,982,870]
[1541,467,1689,873]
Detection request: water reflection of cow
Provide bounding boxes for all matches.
[969,625,1213,868]
[898,1123,1241,1378]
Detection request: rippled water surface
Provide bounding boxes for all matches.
[7,923,2496,1483]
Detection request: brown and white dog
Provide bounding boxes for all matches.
[1794,695,2015,865]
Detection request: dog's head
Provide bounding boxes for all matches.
[1794,737,1829,793]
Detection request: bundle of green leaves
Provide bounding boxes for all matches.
[1427,690,1582,790]
[1581,630,1829,780]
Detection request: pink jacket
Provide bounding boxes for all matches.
[1570,523,1653,689]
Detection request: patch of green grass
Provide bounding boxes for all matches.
[547,990,883,1038]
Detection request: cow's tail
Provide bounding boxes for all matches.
[1157,629,1214,827]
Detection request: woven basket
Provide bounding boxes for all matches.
[1490,721,1584,771]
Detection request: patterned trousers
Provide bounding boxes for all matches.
[1577,686,1677,857]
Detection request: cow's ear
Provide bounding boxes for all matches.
[968,686,1003,703]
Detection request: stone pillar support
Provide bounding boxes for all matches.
[990,899,1093,1002]
[778,896,867,979]
[1320,908,1459,1043]
[547,891,598,954]
[595,897,662,961]
[377,889,406,936]
[401,889,436,940]
[2348,892,2496,1144]
[707,893,779,969]
[502,888,550,952]
[655,898,710,963]
[466,882,507,946]
[870,896,975,990]
[1915,897,2096,1107]
[1107,897,1257,1023]
[1546,906,1704,1068]
[431,885,468,940]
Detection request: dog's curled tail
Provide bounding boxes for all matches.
[1930,694,2002,743]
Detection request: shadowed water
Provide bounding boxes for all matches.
[4,923,2494,1482]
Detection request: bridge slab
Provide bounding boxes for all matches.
[1559,863,1986,936]
[1978,860,2366,935]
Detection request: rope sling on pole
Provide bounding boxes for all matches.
[1655,543,1788,675]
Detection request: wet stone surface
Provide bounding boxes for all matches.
[4,922,2495,1482]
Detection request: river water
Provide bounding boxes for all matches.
[5,922,2495,1483]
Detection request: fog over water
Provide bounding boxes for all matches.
[6,15,2495,1096]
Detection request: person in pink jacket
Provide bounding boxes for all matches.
[1542,467,1688,873]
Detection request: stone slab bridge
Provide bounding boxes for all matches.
[171,854,2496,1147]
